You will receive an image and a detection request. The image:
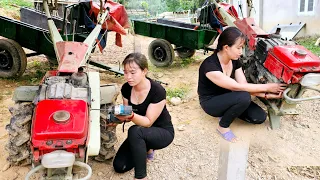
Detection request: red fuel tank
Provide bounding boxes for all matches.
[264,45,320,84]
[32,99,89,150]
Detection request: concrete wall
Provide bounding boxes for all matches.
[231,0,320,37]
[262,0,320,36]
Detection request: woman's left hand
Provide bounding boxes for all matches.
[266,92,283,99]
[115,114,132,122]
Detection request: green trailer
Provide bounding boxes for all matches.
[0,15,89,78]
[132,18,218,67]
[0,7,122,78]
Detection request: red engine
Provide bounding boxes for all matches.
[31,99,89,162]
[232,17,320,85]
[29,69,91,163]
[264,45,320,84]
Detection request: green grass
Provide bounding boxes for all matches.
[180,57,196,67]
[166,86,189,99]
[172,57,196,68]
[296,36,320,56]
[0,0,33,9]
[0,60,51,86]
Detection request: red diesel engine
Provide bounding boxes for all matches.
[30,70,90,164]
[31,99,88,163]
[264,45,320,84]
[248,37,320,85]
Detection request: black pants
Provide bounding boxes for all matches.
[113,125,174,179]
[200,91,267,128]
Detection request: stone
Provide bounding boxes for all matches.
[293,122,302,128]
[2,163,10,172]
[157,72,164,78]
[177,125,186,131]
[170,97,182,106]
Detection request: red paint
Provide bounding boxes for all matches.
[56,42,89,73]
[31,99,89,149]
[219,2,239,19]
[271,45,320,71]
[89,0,129,35]
[235,18,269,50]
[264,45,320,84]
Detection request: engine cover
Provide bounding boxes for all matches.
[264,45,320,83]
[32,99,89,150]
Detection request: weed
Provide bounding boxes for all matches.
[0,0,33,9]
[4,90,12,95]
[296,36,320,56]
[166,86,189,99]
[148,64,163,73]
[180,57,195,67]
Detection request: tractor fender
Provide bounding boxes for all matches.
[100,84,119,105]
[12,86,39,102]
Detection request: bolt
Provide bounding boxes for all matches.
[46,140,53,146]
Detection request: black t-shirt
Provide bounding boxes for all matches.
[197,53,242,98]
[121,79,174,132]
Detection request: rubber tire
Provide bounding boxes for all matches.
[94,104,118,162]
[148,39,175,67]
[6,102,34,166]
[176,47,196,58]
[0,39,27,78]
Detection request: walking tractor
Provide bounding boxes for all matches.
[131,0,320,129]
[204,0,320,129]
[2,0,130,179]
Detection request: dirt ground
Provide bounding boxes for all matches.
[0,28,320,180]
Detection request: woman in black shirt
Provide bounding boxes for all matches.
[113,53,174,179]
[198,27,286,142]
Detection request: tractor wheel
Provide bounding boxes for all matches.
[5,102,34,166]
[176,47,196,58]
[0,38,27,78]
[94,104,118,162]
[148,39,174,67]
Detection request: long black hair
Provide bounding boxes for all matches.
[216,27,245,52]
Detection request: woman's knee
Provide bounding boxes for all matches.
[113,158,126,173]
[128,125,143,140]
[248,111,267,124]
[236,91,251,106]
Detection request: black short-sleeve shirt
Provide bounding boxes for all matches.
[197,53,242,98]
[121,78,173,132]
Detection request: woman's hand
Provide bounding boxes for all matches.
[266,83,287,93]
[266,92,283,99]
[107,123,118,127]
[115,113,133,122]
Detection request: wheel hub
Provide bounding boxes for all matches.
[0,50,13,69]
[154,47,166,61]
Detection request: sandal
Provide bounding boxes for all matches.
[216,129,237,142]
[147,150,155,161]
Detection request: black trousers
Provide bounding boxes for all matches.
[200,91,267,128]
[113,125,174,179]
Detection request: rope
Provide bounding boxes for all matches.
[42,31,53,44]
